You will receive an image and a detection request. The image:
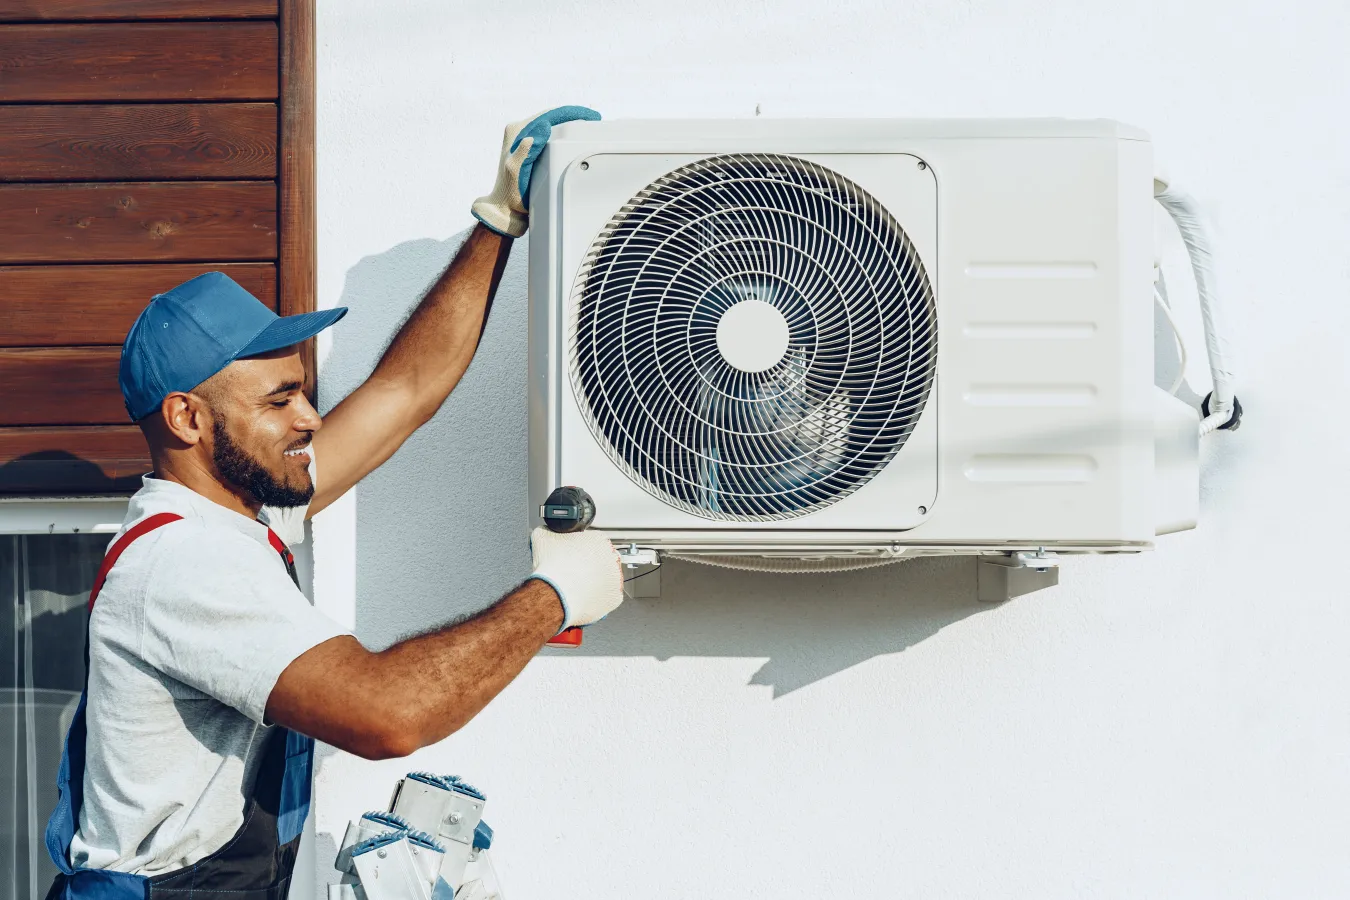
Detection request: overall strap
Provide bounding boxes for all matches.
[88,513,185,610]
[265,527,300,587]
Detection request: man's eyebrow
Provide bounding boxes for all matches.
[265,381,304,397]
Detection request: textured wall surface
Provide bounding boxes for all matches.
[309,2,1350,896]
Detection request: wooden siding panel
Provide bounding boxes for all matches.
[0,3,309,495]
[0,182,277,263]
[279,0,316,397]
[0,104,277,181]
[0,347,124,425]
[0,1,276,21]
[0,22,278,102]
[0,263,277,347]
[0,425,148,494]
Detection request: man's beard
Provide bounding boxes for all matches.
[212,417,313,509]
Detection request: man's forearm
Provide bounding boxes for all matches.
[374,223,512,420]
[374,579,563,751]
[268,579,563,759]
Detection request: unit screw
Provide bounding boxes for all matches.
[580,161,590,170]
[448,812,462,825]
[918,506,927,514]
[377,849,387,859]
[917,161,928,170]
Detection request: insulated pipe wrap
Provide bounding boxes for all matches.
[1154,184,1236,435]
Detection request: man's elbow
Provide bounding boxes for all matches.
[371,374,442,431]
[354,707,465,761]
[407,391,446,431]
[357,732,419,761]
[348,711,419,760]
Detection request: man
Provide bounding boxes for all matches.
[44,107,622,899]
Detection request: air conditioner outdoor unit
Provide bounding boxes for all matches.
[527,119,1207,580]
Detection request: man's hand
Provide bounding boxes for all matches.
[528,527,624,628]
[471,106,601,238]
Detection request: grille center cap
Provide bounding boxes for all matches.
[716,299,789,373]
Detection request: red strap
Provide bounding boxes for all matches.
[266,527,294,566]
[88,513,184,611]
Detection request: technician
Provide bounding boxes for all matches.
[44,107,620,899]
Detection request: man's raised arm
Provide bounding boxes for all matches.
[307,106,601,518]
[308,224,509,517]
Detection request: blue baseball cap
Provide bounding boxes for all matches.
[119,272,348,421]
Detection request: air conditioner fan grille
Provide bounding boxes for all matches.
[569,153,936,521]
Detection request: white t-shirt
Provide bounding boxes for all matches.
[69,453,350,875]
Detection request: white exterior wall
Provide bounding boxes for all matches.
[310,2,1350,897]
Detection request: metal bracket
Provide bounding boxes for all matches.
[388,776,483,891]
[977,550,1060,603]
[619,545,662,600]
[349,833,432,900]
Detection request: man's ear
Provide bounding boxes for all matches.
[161,392,210,446]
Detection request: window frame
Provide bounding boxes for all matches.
[0,498,128,535]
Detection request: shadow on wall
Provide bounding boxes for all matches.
[559,555,987,697]
[320,229,535,647]
[0,450,144,496]
[319,228,1001,696]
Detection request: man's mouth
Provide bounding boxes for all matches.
[283,443,311,459]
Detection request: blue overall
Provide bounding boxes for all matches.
[44,513,315,900]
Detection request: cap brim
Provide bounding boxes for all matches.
[237,307,348,358]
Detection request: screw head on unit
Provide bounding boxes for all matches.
[918,506,927,514]
[448,813,462,825]
[377,849,387,859]
[580,161,590,170]
[917,161,928,170]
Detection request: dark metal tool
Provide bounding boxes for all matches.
[540,486,596,648]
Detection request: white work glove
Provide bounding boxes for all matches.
[528,526,623,628]
[471,106,601,238]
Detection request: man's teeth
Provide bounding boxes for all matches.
[284,447,309,457]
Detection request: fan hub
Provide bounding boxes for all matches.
[715,299,790,373]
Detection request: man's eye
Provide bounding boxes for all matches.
[271,400,290,409]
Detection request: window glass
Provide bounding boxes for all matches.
[2,533,106,897]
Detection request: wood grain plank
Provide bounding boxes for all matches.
[0,347,125,425]
[0,0,276,21]
[279,0,317,400]
[0,263,276,346]
[0,104,276,181]
[0,425,143,461]
[0,425,148,494]
[0,22,278,102]
[0,182,277,263]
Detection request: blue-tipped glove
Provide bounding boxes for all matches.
[471,106,601,238]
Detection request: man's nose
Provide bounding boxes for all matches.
[293,391,322,433]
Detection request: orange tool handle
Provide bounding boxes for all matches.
[546,627,583,648]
